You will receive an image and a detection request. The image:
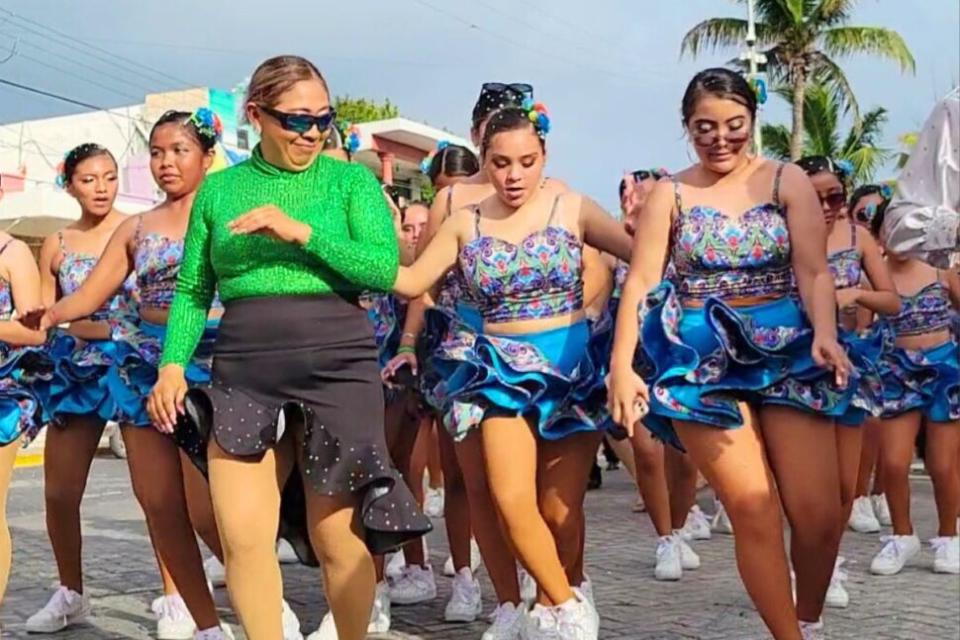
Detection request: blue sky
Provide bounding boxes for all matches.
[0,0,957,210]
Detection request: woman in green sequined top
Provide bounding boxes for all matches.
[147,56,430,640]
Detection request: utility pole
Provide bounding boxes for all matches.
[740,0,767,155]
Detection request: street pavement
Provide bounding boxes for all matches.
[2,455,958,639]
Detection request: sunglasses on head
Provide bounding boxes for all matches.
[258,105,337,135]
[482,83,534,99]
[619,170,660,196]
[818,191,847,210]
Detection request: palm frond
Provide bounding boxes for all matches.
[845,145,893,183]
[761,123,793,160]
[842,107,888,152]
[821,27,916,73]
[808,52,861,124]
[752,0,806,29]
[680,18,750,57]
[802,84,841,157]
[814,0,857,25]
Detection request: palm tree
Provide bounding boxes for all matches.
[681,0,914,160]
[762,83,892,183]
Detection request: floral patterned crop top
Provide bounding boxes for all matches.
[670,164,793,302]
[133,217,184,310]
[57,232,137,322]
[436,187,475,313]
[458,195,583,323]
[828,220,863,290]
[889,279,954,336]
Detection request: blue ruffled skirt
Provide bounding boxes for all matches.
[638,283,860,449]
[836,325,887,426]
[878,338,960,422]
[108,319,218,426]
[0,344,49,445]
[420,302,483,413]
[430,317,609,441]
[33,331,126,424]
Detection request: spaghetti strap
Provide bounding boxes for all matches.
[57,231,67,256]
[545,194,562,227]
[445,186,455,219]
[849,216,857,248]
[470,204,482,238]
[671,177,683,213]
[772,163,786,206]
[0,238,13,257]
[134,215,144,244]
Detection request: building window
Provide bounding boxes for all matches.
[237,129,249,150]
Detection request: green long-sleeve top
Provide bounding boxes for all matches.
[161,146,399,367]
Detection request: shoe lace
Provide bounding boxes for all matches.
[929,537,953,553]
[656,537,677,559]
[450,576,475,605]
[44,587,73,615]
[877,535,905,560]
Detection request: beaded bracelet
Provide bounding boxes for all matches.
[397,345,416,355]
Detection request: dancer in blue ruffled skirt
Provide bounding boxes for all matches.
[26,143,140,634]
[798,155,902,609]
[391,104,632,640]
[608,69,854,640]
[35,121,234,638]
[0,231,48,611]
[868,205,960,577]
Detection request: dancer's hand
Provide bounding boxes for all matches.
[606,366,650,438]
[148,365,187,434]
[835,287,861,311]
[382,351,418,388]
[228,206,311,245]
[811,335,852,389]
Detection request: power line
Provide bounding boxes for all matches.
[0,8,193,88]
[0,76,143,121]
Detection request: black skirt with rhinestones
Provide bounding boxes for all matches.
[173,294,432,559]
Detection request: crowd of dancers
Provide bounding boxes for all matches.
[0,54,957,640]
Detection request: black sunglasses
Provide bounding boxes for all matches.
[258,105,337,135]
[482,83,534,99]
[619,170,660,197]
[818,191,847,210]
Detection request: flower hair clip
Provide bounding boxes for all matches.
[55,156,68,189]
[342,123,361,155]
[522,99,551,138]
[188,107,223,143]
[420,140,450,174]
[834,159,854,178]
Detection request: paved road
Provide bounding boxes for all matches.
[2,456,958,639]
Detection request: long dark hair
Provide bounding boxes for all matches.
[425,144,479,184]
[681,68,757,124]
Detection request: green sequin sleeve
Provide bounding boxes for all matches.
[302,166,399,291]
[161,182,217,368]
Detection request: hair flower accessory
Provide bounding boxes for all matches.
[341,122,362,155]
[189,107,223,142]
[522,100,551,138]
[835,159,854,177]
[420,139,450,174]
[55,156,68,189]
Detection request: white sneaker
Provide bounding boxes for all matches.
[194,626,234,640]
[277,538,299,564]
[424,487,445,518]
[25,586,91,633]
[799,619,825,640]
[385,551,406,580]
[578,575,594,607]
[481,602,525,640]
[848,496,881,533]
[711,502,734,534]
[871,494,892,527]
[681,505,712,541]
[444,568,482,622]
[825,557,850,608]
[931,536,960,574]
[282,599,303,640]
[519,567,537,605]
[307,582,391,639]
[676,533,700,570]
[443,538,483,577]
[153,594,196,640]
[870,534,921,575]
[525,590,598,640]
[655,536,683,581]
[388,565,437,605]
[204,556,226,588]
